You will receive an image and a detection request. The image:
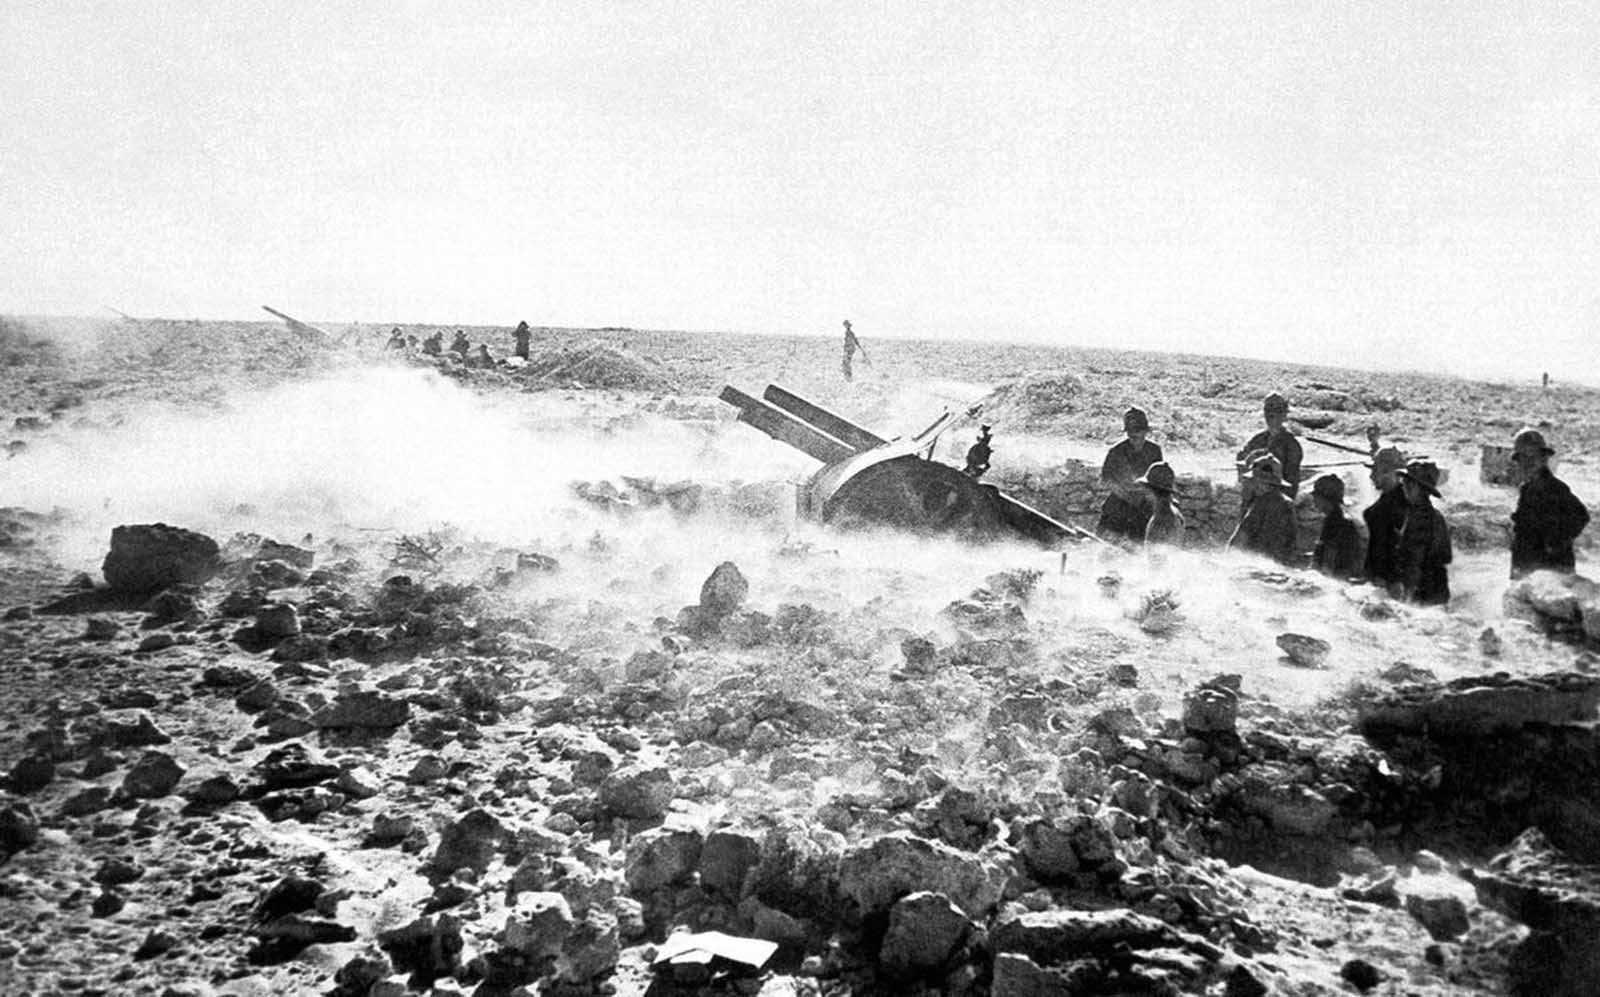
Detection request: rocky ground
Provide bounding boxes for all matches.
[1,315,1598,996]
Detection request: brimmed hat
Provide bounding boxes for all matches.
[1123,406,1149,431]
[1397,459,1442,497]
[1135,461,1176,493]
[1311,473,1347,504]
[1364,446,1406,473]
[1512,427,1555,456]
[1263,392,1289,414]
[1249,453,1285,485]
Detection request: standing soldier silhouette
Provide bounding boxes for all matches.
[512,320,533,360]
[841,320,864,381]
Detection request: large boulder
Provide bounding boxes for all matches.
[837,832,1005,919]
[430,809,508,876]
[878,891,975,978]
[1504,571,1600,647]
[624,824,703,893]
[101,523,221,594]
[120,750,186,798]
[598,764,675,821]
[698,562,748,616]
[311,689,411,729]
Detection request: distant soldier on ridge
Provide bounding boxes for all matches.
[1235,392,1303,503]
[1097,406,1163,542]
[450,329,470,358]
[1508,427,1590,579]
[841,320,864,381]
[512,320,533,360]
[385,327,406,350]
[421,331,443,355]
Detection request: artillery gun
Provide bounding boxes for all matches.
[720,384,1090,546]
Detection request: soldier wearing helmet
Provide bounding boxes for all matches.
[1235,393,1304,503]
[1362,446,1408,587]
[1097,406,1164,542]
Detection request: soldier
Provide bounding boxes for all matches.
[1097,407,1164,542]
[421,331,443,355]
[450,329,470,357]
[1362,446,1407,586]
[1309,474,1362,579]
[963,425,993,478]
[1137,462,1184,549]
[1392,459,1451,605]
[1235,392,1304,501]
[512,320,533,360]
[1509,427,1590,578]
[385,327,406,350]
[468,343,494,369]
[841,320,865,381]
[1228,454,1297,565]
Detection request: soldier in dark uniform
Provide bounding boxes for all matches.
[1235,392,1304,502]
[1097,407,1163,542]
[1228,454,1297,565]
[1393,460,1451,606]
[1362,446,1407,586]
[421,331,443,355]
[513,321,533,360]
[450,329,470,357]
[963,425,993,478]
[1509,427,1590,578]
[1309,474,1363,578]
[386,327,406,350]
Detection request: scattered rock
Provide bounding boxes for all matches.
[1182,686,1238,735]
[120,750,185,798]
[254,602,301,639]
[84,617,119,641]
[624,824,704,893]
[1404,893,1470,941]
[878,890,974,978]
[7,755,54,794]
[102,523,221,594]
[251,742,339,792]
[430,808,507,876]
[377,914,464,981]
[0,802,40,855]
[598,763,675,820]
[699,827,762,897]
[699,562,748,616]
[1339,957,1383,991]
[311,689,410,729]
[133,928,179,960]
[838,831,1005,918]
[1276,633,1331,668]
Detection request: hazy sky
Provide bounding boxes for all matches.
[4,2,1597,380]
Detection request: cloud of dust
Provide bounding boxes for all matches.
[0,366,816,576]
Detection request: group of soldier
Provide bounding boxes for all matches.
[386,321,535,368]
[1097,393,1591,605]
